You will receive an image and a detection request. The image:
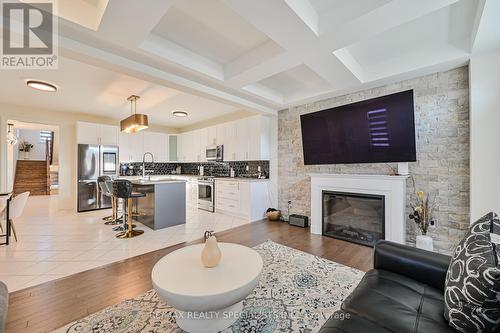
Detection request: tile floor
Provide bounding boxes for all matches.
[0,195,249,292]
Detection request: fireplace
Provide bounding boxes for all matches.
[322,191,385,247]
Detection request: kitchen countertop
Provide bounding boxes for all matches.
[119,175,270,183]
[213,177,269,182]
[128,179,187,185]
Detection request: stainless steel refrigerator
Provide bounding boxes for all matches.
[77,144,119,212]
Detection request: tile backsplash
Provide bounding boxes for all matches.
[120,160,270,178]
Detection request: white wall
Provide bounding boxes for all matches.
[17,129,47,160]
[469,50,500,220]
[6,130,17,192]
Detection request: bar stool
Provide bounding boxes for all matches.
[110,180,136,232]
[104,180,122,226]
[113,180,145,239]
[97,176,113,222]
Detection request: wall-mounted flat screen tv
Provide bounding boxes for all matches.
[300,90,416,165]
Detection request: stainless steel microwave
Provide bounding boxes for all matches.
[206,145,223,161]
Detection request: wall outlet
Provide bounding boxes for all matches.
[429,218,439,228]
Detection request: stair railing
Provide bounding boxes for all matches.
[45,140,51,194]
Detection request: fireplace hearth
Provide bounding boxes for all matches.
[322,191,385,247]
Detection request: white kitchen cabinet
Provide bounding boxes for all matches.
[206,126,217,146]
[180,132,193,161]
[76,122,118,146]
[99,124,119,146]
[177,133,186,161]
[76,122,99,145]
[247,115,270,160]
[222,121,238,161]
[194,129,205,161]
[119,132,132,162]
[180,130,203,162]
[120,131,171,162]
[236,118,250,161]
[216,124,225,146]
[223,116,270,161]
[130,133,144,162]
[215,179,270,221]
[119,131,143,162]
[143,132,168,162]
[176,115,271,163]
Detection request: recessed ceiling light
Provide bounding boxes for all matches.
[172,111,188,117]
[26,80,57,92]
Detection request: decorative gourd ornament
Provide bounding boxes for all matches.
[201,231,221,268]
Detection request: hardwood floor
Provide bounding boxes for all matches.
[6,221,373,333]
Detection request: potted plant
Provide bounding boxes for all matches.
[19,141,34,160]
[409,189,436,251]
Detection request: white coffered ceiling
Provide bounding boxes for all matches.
[2,0,495,125]
[0,57,245,128]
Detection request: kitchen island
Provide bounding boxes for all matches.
[128,178,187,230]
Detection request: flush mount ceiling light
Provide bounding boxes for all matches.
[7,123,18,145]
[26,80,57,92]
[120,95,149,133]
[172,111,188,117]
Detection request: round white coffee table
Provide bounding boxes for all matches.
[152,243,263,333]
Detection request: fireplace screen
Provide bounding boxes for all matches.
[322,191,384,247]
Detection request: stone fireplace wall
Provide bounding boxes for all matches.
[278,66,469,254]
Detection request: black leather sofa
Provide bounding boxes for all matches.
[319,240,456,333]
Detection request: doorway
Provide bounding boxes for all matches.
[6,120,60,196]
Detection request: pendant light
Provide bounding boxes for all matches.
[120,95,149,133]
[7,123,18,145]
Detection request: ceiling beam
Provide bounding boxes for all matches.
[283,0,319,36]
[141,34,224,81]
[225,50,301,88]
[97,0,177,47]
[59,36,278,115]
[320,0,460,51]
[223,0,360,88]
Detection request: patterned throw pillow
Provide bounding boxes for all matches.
[444,212,500,333]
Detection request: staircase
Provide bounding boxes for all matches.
[13,160,50,196]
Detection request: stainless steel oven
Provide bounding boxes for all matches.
[206,145,223,161]
[198,177,215,212]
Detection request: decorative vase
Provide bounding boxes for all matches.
[201,234,221,268]
[416,235,433,251]
[24,151,30,160]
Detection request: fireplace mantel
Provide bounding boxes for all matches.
[309,173,409,244]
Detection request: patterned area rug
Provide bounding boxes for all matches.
[53,240,364,333]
